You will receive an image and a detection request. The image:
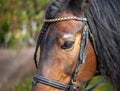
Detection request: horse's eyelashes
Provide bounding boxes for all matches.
[61,41,74,49]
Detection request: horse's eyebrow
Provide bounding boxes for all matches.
[63,34,74,38]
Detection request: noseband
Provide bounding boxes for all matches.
[32,16,104,91]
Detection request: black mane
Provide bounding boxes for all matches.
[85,0,120,90]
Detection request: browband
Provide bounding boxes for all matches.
[44,16,87,22]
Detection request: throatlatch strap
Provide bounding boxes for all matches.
[84,77,105,91]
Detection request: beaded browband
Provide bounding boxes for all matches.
[44,16,87,22]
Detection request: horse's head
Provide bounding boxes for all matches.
[32,0,97,91]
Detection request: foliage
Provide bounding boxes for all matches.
[12,70,35,91]
[0,0,50,48]
[13,76,33,91]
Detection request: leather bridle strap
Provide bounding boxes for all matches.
[33,74,70,90]
[69,22,89,91]
[72,22,89,82]
[84,77,105,91]
[32,74,105,91]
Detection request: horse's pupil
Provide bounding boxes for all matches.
[61,41,74,49]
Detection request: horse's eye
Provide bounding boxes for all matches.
[61,41,74,49]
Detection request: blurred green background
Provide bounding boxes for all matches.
[0,0,50,49]
[0,0,50,90]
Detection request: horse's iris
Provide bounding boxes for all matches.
[61,41,74,49]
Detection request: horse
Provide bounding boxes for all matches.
[32,0,120,91]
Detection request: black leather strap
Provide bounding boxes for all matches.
[72,23,89,83]
[84,77,105,91]
[32,74,104,91]
[33,74,70,90]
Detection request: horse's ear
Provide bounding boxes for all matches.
[81,0,92,10]
[68,0,92,14]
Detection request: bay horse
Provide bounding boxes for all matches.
[32,0,120,91]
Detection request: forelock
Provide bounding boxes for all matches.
[45,0,68,19]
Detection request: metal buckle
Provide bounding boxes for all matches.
[69,80,77,91]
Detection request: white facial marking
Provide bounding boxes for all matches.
[63,34,74,38]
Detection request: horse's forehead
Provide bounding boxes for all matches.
[55,20,82,33]
[54,11,82,33]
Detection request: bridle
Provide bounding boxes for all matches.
[32,16,104,91]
